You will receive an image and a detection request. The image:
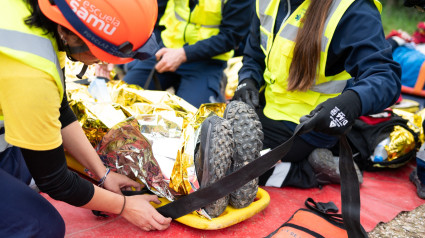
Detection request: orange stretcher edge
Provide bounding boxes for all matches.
[401,61,425,97]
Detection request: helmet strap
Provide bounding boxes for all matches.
[58,36,89,78]
[76,64,89,79]
[63,44,90,62]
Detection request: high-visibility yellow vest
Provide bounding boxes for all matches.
[257,0,381,124]
[0,1,64,121]
[160,0,233,61]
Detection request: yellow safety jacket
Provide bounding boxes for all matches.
[160,0,233,61]
[258,0,381,124]
[0,1,64,125]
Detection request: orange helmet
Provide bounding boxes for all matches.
[39,0,158,64]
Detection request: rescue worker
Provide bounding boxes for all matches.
[233,0,402,188]
[0,0,171,236]
[123,0,254,108]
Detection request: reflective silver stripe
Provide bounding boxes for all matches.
[0,133,10,153]
[279,24,298,42]
[0,121,9,153]
[259,0,291,51]
[260,15,274,33]
[278,0,342,53]
[0,29,64,86]
[258,0,273,32]
[323,0,342,33]
[174,11,220,28]
[279,24,328,50]
[320,0,342,52]
[311,0,347,94]
[260,30,268,50]
[258,0,271,16]
[311,79,347,94]
[321,36,329,53]
[258,0,273,50]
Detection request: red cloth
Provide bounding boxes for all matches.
[412,22,425,44]
[386,29,412,42]
[412,31,425,44]
[359,109,393,125]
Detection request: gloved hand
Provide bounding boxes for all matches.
[404,0,425,11]
[299,90,362,135]
[232,78,260,109]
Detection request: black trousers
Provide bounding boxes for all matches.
[256,107,319,188]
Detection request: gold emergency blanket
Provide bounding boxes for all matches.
[67,79,226,198]
[387,125,416,161]
[223,56,243,100]
[96,117,176,201]
[386,109,423,161]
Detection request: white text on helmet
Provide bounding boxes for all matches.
[69,0,120,36]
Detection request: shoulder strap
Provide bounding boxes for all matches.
[144,64,162,90]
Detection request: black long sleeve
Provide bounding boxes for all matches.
[21,144,94,207]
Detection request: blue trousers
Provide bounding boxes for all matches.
[123,56,227,108]
[0,147,65,237]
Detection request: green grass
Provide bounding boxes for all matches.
[381,0,424,36]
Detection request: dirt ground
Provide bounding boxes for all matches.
[368,203,425,238]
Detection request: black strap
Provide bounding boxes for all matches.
[0,127,4,135]
[144,65,162,90]
[339,136,367,237]
[157,122,366,237]
[305,198,339,215]
[76,64,88,79]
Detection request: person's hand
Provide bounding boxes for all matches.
[232,78,260,109]
[95,63,114,79]
[103,171,142,194]
[155,48,187,73]
[122,194,172,231]
[299,90,362,135]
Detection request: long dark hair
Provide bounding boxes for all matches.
[287,0,333,92]
[24,0,59,40]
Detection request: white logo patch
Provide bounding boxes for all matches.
[329,106,348,128]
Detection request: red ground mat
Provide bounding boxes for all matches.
[45,161,425,237]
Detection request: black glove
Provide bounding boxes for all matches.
[232,78,260,109]
[299,90,362,136]
[404,0,425,11]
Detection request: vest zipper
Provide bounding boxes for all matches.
[183,2,195,44]
[183,11,193,43]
